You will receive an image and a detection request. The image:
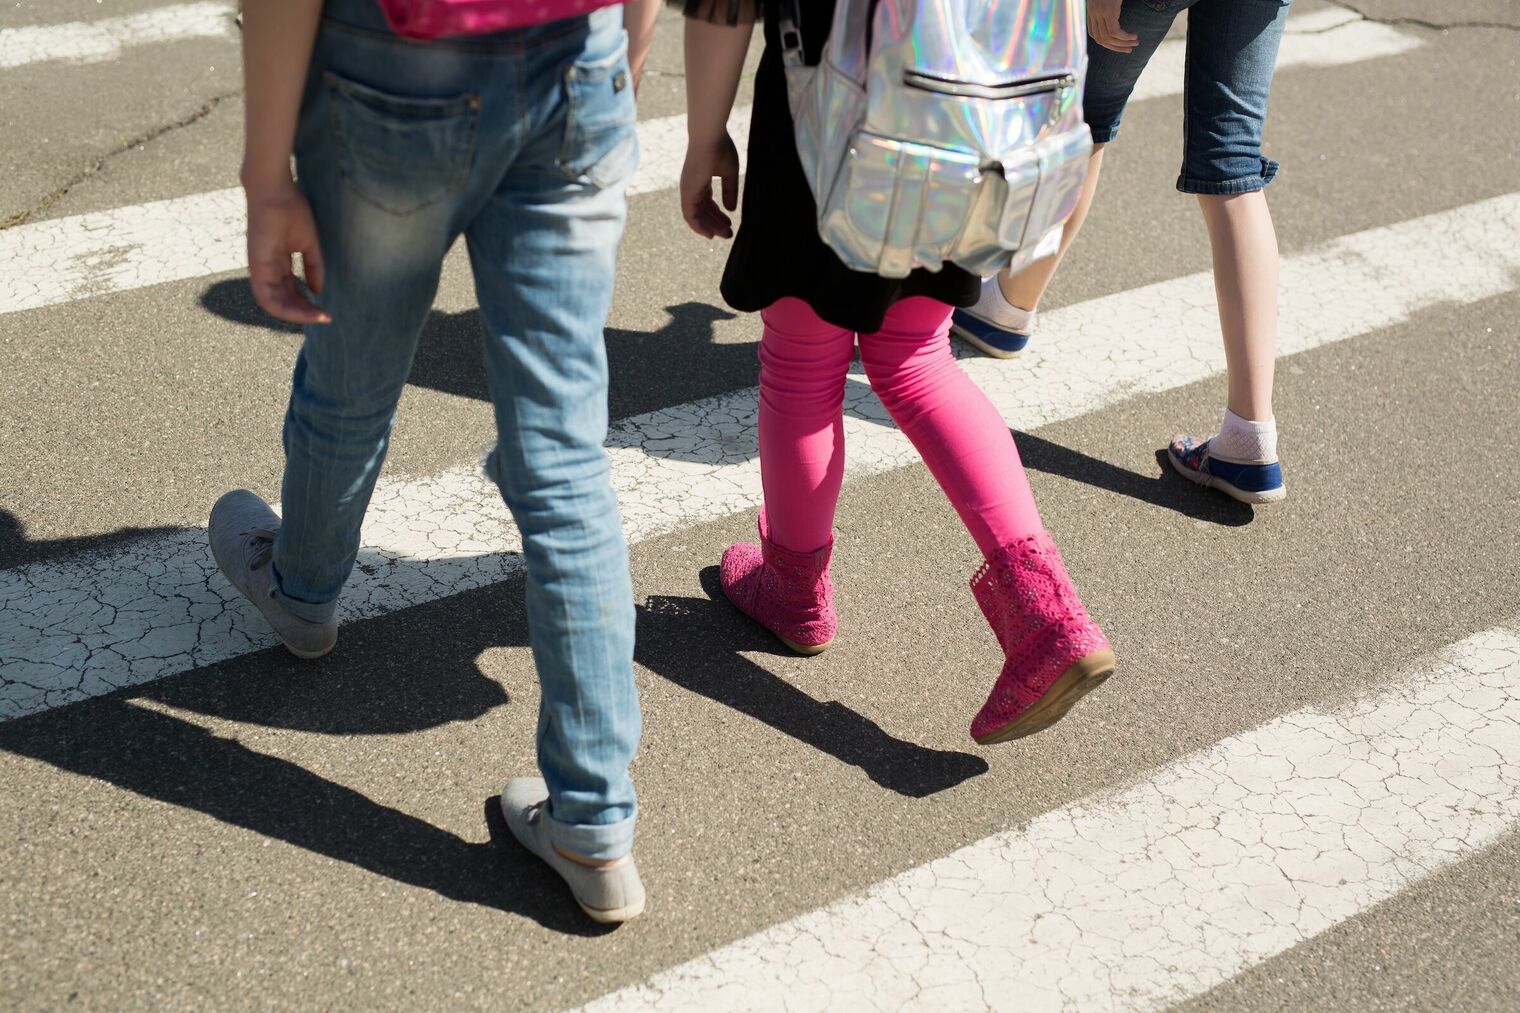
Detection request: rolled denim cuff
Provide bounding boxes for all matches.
[270,564,339,623]
[547,805,636,862]
[1177,157,1279,196]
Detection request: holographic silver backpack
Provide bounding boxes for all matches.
[781,0,1091,278]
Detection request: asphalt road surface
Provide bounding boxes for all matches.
[2,1,1518,1009]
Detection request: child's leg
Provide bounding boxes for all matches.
[858,297,1042,558]
[965,0,1180,348]
[715,297,850,655]
[863,297,1113,744]
[1001,0,1184,313]
[467,7,642,869]
[757,297,859,552]
[271,26,468,621]
[1184,0,1287,435]
[1200,190,1278,424]
[1166,0,1289,495]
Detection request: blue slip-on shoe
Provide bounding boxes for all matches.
[951,306,1032,359]
[1167,435,1286,504]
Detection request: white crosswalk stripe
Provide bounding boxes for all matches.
[1131,6,1421,103]
[0,106,747,317]
[3,192,1516,719]
[0,2,234,70]
[578,626,1520,1011]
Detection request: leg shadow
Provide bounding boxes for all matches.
[635,569,987,799]
[830,385,1252,525]
[0,507,181,571]
[397,300,756,418]
[1012,431,1254,526]
[142,568,516,734]
[602,302,754,420]
[0,578,621,934]
[0,697,607,934]
[199,281,757,423]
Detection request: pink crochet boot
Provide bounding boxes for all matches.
[969,532,1115,744]
[719,510,836,655]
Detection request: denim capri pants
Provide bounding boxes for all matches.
[1083,0,1291,195]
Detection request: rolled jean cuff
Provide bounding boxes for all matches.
[1087,123,1120,145]
[547,807,636,862]
[1177,158,1279,196]
[270,564,339,623]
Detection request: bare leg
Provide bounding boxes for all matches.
[1197,190,1278,421]
[998,143,1108,312]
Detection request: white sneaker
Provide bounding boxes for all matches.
[208,489,338,658]
[500,777,645,924]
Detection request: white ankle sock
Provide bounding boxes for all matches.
[1210,408,1278,462]
[971,277,1036,332]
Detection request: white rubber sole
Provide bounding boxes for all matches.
[579,893,646,924]
[1167,448,1287,505]
[949,320,1023,360]
[278,636,337,661]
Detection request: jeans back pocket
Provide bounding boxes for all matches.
[557,41,638,189]
[326,70,480,215]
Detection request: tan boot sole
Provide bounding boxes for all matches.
[973,649,1116,745]
[779,633,833,656]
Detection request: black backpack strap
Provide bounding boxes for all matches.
[780,0,807,67]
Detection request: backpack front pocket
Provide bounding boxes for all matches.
[326,71,479,216]
[822,131,986,278]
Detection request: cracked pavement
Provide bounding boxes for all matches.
[1,1,1518,1009]
[580,629,1520,1011]
[6,195,1513,720]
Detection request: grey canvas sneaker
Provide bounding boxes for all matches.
[208,489,337,659]
[500,777,645,924]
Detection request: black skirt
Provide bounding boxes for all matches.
[715,2,982,334]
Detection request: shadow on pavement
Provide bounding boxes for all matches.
[0,508,181,572]
[0,579,613,935]
[199,279,754,421]
[1012,432,1254,527]
[636,568,989,799]
[0,554,981,930]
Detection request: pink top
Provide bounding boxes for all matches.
[376,0,626,39]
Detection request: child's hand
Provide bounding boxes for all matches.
[244,179,331,325]
[1087,0,1138,54]
[679,133,741,239]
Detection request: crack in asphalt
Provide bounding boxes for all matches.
[1334,2,1520,34]
[2,88,241,231]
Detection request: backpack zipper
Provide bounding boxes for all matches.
[902,70,1077,101]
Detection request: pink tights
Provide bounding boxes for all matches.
[758,296,1043,559]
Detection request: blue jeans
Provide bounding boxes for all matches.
[1083,0,1291,194]
[272,0,641,860]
